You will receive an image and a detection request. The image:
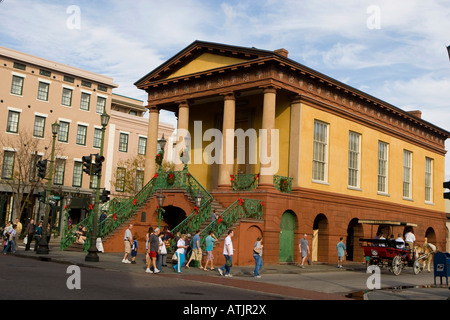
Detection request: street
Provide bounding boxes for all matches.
[1,249,449,303]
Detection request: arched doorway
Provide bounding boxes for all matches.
[425,227,436,244]
[161,206,187,230]
[241,225,263,265]
[346,218,364,261]
[312,214,329,262]
[279,211,296,263]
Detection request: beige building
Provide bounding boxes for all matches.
[0,46,173,232]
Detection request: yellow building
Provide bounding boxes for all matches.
[132,41,450,264]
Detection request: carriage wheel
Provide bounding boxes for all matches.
[391,255,403,276]
[413,259,422,275]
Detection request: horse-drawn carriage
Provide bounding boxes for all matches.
[359,220,436,276]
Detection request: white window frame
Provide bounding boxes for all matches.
[312,120,329,184]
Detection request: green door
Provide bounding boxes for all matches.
[279,211,296,263]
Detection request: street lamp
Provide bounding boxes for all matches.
[37,121,60,255]
[85,110,109,262]
[156,190,166,228]
[195,189,203,207]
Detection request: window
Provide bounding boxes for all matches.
[403,150,413,199]
[61,88,73,106]
[312,120,328,182]
[6,111,20,133]
[80,93,90,111]
[33,116,46,138]
[39,69,51,77]
[2,151,15,180]
[377,141,389,193]
[119,133,129,152]
[90,175,98,189]
[96,97,106,114]
[64,75,75,83]
[11,75,24,95]
[53,159,66,185]
[13,62,26,70]
[93,128,102,148]
[116,167,126,192]
[425,157,433,203]
[81,80,92,88]
[136,170,144,192]
[138,137,147,155]
[76,125,87,145]
[348,132,361,188]
[58,121,70,143]
[72,161,83,187]
[37,82,49,101]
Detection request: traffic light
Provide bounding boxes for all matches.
[82,155,92,175]
[36,160,48,179]
[92,154,105,176]
[37,191,46,203]
[101,189,110,203]
[444,181,450,200]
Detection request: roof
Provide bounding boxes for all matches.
[135,40,450,139]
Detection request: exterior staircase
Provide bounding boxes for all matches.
[60,169,263,258]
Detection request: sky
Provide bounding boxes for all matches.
[1,0,450,179]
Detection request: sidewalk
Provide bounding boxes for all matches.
[13,245,450,300]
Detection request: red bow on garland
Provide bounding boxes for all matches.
[113,213,116,221]
[194,206,199,215]
[133,199,137,206]
[218,215,222,224]
[230,175,235,182]
[238,198,243,206]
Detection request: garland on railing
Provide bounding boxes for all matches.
[230,173,259,191]
[166,172,175,185]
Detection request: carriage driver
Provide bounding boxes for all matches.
[404,229,416,255]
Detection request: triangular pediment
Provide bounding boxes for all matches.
[135,40,275,88]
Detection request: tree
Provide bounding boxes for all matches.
[0,129,64,222]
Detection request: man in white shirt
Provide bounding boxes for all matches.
[122,224,133,263]
[404,230,416,255]
[218,230,234,277]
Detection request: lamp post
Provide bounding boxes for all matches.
[37,121,60,255]
[156,190,166,228]
[195,189,203,207]
[85,110,110,262]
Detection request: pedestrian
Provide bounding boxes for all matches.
[211,209,217,223]
[204,231,218,271]
[186,230,203,269]
[218,230,234,277]
[145,227,153,266]
[25,219,35,251]
[173,234,188,273]
[131,236,138,264]
[336,237,347,268]
[122,224,133,264]
[395,233,405,249]
[253,236,263,278]
[298,234,310,268]
[34,221,43,251]
[3,224,17,255]
[157,232,166,271]
[146,227,160,274]
[161,226,173,267]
